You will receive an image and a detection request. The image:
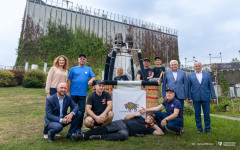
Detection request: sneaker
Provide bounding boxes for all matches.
[72,133,84,140]
[176,130,182,136]
[206,131,212,135]
[89,135,101,140]
[66,134,75,141]
[197,130,203,134]
[181,128,184,133]
[43,134,48,139]
[55,134,61,137]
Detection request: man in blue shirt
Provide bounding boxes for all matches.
[67,54,95,132]
[139,88,183,136]
[44,82,81,142]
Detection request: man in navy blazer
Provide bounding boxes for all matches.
[188,62,216,135]
[44,82,81,142]
[162,60,188,131]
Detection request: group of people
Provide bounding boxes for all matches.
[44,54,217,142]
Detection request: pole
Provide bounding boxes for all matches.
[220,52,222,63]
[184,58,187,68]
[215,70,219,105]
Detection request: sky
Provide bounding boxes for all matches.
[0,0,240,67]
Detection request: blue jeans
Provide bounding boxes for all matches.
[47,111,82,135]
[71,96,86,129]
[50,88,57,95]
[154,111,183,132]
[193,101,211,132]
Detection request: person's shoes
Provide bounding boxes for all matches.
[55,134,61,137]
[206,131,212,135]
[43,134,48,139]
[48,132,54,142]
[89,135,101,140]
[72,133,84,140]
[176,129,182,136]
[66,133,75,141]
[197,130,203,134]
[134,134,145,137]
[181,128,184,133]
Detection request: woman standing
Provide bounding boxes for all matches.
[45,55,68,98]
[44,55,68,138]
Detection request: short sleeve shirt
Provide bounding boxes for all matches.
[114,75,129,81]
[68,66,95,96]
[86,91,112,116]
[153,67,165,78]
[123,116,155,136]
[162,98,183,121]
[137,68,153,81]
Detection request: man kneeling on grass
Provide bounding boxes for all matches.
[84,80,113,129]
[73,112,163,141]
[139,88,183,136]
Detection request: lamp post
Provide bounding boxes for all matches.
[220,52,222,63]
[184,58,187,68]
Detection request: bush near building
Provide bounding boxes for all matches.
[23,70,46,88]
[0,70,14,87]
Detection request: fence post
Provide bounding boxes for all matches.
[44,62,47,73]
[25,62,29,72]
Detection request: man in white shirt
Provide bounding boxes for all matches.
[188,62,216,135]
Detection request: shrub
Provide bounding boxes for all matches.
[183,105,195,116]
[211,100,232,112]
[23,70,46,88]
[8,70,25,86]
[0,70,14,87]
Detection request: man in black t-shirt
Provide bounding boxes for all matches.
[73,112,163,141]
[136,58,153,81]
[84,80,113,129]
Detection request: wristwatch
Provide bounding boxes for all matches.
[164,117,168,122]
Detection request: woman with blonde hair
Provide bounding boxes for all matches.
[44,55,68,138]
[45,55,68,98]
[114,67,129,81]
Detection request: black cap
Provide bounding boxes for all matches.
[155,56,161,60]
[166,88,174,93]
[79,54,86,58]
[143,58,150,61]
[149,113,156,120]
[96,80,105,85]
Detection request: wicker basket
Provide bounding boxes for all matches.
[92,84,159,115]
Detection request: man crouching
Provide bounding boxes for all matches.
[73,112,163,141]
[84,80,113,129]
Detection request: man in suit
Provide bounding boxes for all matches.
[188,62,216,135]
[162,60,188,132]
[44,82,81,142]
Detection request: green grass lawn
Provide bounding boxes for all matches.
[0,87,239,150]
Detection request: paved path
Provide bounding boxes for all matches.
[210,114,240,121]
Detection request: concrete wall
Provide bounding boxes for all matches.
[24,1,178,58]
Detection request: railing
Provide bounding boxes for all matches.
[29,0,177,36]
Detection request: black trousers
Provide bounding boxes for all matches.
[84,120,129,141]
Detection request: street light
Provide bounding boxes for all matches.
[220,52,222,63]
[184,58,187,67]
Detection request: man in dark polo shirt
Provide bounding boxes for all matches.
[84,80,113,129]
[139,88,183,136]
[136,58,153,81]
[73,112,163,141]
